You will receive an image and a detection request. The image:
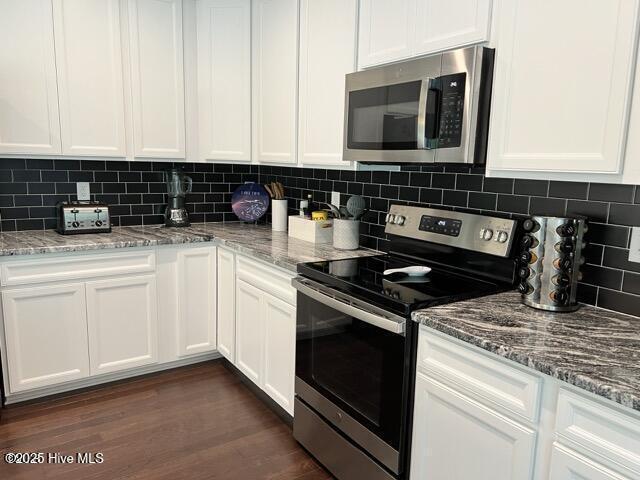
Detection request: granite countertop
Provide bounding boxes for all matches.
[413,291,640,412]
[0,222,380,272]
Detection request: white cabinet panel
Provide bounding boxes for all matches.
[52,0,126,156]
[298,0,356,165]
[411,372,536,480]
[86,275,158,375]
[358,0,415,68]
[263,294,296,415]
[216,248,235,362]
[196,0,251,162]
[235,279,263,385]
[2,284,89,392]
[252,0,299,164]
[549,444,632,480]
[177,247,216,356]
[128,0,186,158]
[487,0,640,174]
[414,0,491,56]
[0,0,61,154]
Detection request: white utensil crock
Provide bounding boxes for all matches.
[333,219,360,250]
[271,199,288,232]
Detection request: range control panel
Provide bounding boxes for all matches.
[384,205,517,257]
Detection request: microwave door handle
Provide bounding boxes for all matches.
[292,278,406,335]
[417,79,441,149]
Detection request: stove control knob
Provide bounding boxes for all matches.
[394,215,405,225]
[386,214,396,224]
[496,231,509,243]
[481,228,494,241]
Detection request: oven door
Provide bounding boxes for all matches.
[293,278,407,475]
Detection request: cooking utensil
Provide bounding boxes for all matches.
[383,266,432,276]
[346,195,366,220]
[324,203,342,219]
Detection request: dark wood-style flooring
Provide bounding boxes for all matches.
[0,361,332,480]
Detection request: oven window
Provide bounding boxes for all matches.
[347,80,422,150]
[296,294,405,448]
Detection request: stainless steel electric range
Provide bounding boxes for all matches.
[292,205,520,480]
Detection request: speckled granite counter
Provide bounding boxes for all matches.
[413,291,640,411]
[0,222,380,272]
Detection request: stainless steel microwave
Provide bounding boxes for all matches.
[343,46,494,163]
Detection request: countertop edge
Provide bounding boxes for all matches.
[413,311,640,413]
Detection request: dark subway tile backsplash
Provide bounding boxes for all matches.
[0,159,639,316]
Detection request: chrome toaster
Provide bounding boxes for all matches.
[56,201,111,235]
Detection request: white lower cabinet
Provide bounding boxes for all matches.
[549,444,632,480]
[262,294,296,414]
[176,246,216,356]
[86,275,158,375]
[235,279,263,385]
[411,327,640,480]
[410,371,536,480]
[216,248,236,361]
[233,256,297,415]
[1,283,90,392]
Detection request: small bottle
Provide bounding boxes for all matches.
[306,194,314,217]
[299,200,308,217]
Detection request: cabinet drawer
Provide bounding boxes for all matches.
[418,327,542,423]
[556,389,640,476]
[1,250,156,286]
[236,256,296,306]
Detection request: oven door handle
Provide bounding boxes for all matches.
[292,278,406,335]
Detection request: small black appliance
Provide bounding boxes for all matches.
[165,168,192,227]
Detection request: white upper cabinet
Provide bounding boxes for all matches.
[414,0,491,57]
[196,0,251,162]
[0,0,61,155]
[358,0,415,68]
[487,0,640,176]
[52,0,126,156]
[298,0,357,166]
[358,0,492,68]
[252,0,299,164]
[128,0,186,158]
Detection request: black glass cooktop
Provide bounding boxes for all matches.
[297,254,506,317]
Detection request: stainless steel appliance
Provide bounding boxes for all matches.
[343,46,494,163]
[293,205,519,480]
[518,215,588,312]
[56,201,111,234]
[165,168,193,227]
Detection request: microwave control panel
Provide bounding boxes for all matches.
[436,73,466,148]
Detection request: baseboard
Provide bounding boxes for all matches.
[221,358,294,427]
[4,352,222,405]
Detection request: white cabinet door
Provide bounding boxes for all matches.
[414,0,491,56]
[358,0,416,68]
[411,372,536,480]
[86,275,158,375]
[298,0,356,166]
[196,0,251,162]
[252,0,299,164]
[2,284,89,392]
[216,248,236,362]
[549,444,632,480]
[263,294,296,415]
[235,279,263,385]
[176,246,216,356]
[52,0,126,156]
[487,0,640,175]
[128,0,186,158]
[0,0,61,155]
